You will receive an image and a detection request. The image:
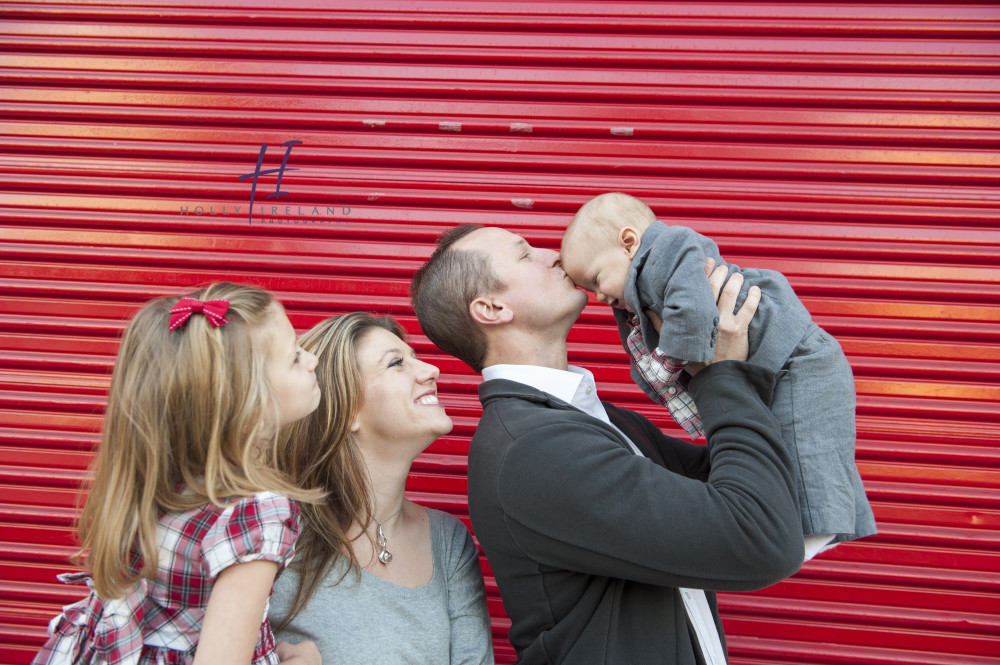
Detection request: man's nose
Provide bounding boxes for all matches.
[539,247,560,267]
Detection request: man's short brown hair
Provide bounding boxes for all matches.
[410,224,504,373]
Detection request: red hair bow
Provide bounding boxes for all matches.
[169,297,230,332]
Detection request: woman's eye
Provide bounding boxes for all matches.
[388,357,404,368]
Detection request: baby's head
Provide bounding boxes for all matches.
[561,192,656,311]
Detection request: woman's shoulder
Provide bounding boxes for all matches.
[425,506,470,536]
[425,507,478,570]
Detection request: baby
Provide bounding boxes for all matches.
[560,192,876,559]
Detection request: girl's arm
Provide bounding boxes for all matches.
[194,560,320,665]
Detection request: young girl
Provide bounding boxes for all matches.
[33,283,324,665]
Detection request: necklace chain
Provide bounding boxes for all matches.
[374,506,403,565]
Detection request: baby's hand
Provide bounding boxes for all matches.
[276,640,321,665]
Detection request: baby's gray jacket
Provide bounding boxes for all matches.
[618,221,814,374]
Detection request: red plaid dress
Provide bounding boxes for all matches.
[33,491,299,665]
[624,315,704,439]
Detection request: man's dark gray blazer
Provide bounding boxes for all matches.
[467,361,803,665]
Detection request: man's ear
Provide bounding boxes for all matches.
[469,295,514,326]
[619,226,641,260]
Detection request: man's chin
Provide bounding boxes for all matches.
[570,290,589,319]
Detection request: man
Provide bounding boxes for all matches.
[410,225,803,664]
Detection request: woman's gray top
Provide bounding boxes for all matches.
[269,508,494,664]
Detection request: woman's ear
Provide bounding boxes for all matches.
[469,295,514,326]
[619,226,642,260]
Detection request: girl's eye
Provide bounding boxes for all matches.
[293,351,302,364]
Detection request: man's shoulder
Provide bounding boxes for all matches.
[477,376,549,404]
[474,379,568,445]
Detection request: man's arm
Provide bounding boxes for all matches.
[495,362,801,591]
[494,270,801,591]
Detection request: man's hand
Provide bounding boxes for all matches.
[685,258,761,375]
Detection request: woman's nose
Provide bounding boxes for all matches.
[417,358,440,381]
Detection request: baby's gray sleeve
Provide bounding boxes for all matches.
[646,225,720,363]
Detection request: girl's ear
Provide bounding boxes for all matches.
[469,296,514,327]
[618,226,642,260]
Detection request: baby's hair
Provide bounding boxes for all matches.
[568,192,657,245]
[79,282,319,600]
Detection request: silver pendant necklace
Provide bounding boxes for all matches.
[374,507,403,565]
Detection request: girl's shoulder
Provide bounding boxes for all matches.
[161,491,298,534]
[195,492,301,579]
[223,490,299,520]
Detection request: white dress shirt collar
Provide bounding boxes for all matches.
[481,364,637,453]
[482,363,582,403]
[481,364,606,420]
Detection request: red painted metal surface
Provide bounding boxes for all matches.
[1,2,999,664]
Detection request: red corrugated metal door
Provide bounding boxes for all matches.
[1,2,998,664]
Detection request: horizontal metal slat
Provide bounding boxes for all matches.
[2,3,998,664]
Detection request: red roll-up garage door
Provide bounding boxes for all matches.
[1,2,998,663]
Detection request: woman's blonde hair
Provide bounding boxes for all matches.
[276,312,406,628]
[80,282,320,600]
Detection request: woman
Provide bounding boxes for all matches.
[269,313,494,664]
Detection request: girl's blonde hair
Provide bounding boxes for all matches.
[276,312,405,628]
[80,282,319,600]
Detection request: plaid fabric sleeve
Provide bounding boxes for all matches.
[624,315,704,440]
[201,492,300,580]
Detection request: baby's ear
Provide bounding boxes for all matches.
[619,226,641,258]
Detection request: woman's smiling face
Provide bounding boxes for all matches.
[350,327,453,446]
